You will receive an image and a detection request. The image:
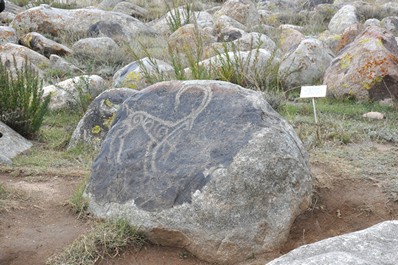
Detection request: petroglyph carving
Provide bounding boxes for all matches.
[110,85,212,175]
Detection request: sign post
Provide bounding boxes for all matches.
[300,85,327,124]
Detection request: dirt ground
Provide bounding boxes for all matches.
[0,142,397,265]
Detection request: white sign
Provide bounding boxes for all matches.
[300,85,327,98]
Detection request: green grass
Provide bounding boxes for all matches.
[68,175,89,217]
[11,110,95,173]
[47,219,146,265]
[280,98,398,148]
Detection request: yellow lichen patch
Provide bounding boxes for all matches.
[123,71,141,89]
[376,38,383,47]
[340,53,352,69]
[363,75,383,90]
[104,98,113,108]
[103,113,116,129]
[358,38,371,45]
[91,125,102,135]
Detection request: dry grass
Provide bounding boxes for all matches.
[47,219,146,265]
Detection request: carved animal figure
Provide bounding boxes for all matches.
[0,0,4,13]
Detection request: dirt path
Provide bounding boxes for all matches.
[0,142,397,265]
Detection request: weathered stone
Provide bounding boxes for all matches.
[278,26,305,54]
[43,75,106,110]
[266,221,398,265]
[150,8,213,36]
[112,2,148,19]
[0,26,17,45]
[0,43,49,76]
[19,32,72,58]
[68,88,137,151]
[72,37,120,63]
[168,23,215,59]
[278,38,334,89]
[85,80,312,264]
[214,14,247,33]
[217,26,244,42]
[335,23,363,53]
[318,30,341,53]
[49,54,83,75]
[328,5,358,34]
[0,121,32,165]
[11,5,158,46]
[214,0,260,28]
[381,16,398,36]
[324,26,398,101]
[362,112,384,120]
[364,18,381,28]
[113,57,174,89]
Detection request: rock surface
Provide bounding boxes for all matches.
[279,38,334,89]
[328,5,358,34]
[324,26,398,101]
[0,121,32,165]
[85,80,312,264]
[68,88,137,150]
[19,32,72,58]
[43,75,105,110]
[11,5,157,45]
[266,221,398,265]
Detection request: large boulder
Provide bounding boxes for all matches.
[324,26,398,101]
[0,43,49,76]
[72,37,120,63]
[68,88,137,151]
[266,220,398,265]
[85,80,313,264]
[11,5,158,45]
[328,5,358,34]
[43,75,105,111]
[278,38,334,89]
[0,121,32,165]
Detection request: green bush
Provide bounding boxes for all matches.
[0,58,51,139]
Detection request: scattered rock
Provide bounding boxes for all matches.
[19,32,72,58]
[279,38,334,89]
[11,5,158,45]
[43,75,106,111]
[214,0,260,28]
[381,16,398,36]
[72,37,120,63]
[0,121,32,165]
[362,112,385,120]
[85,80,312,265]
[112,2,148,19]
[113,57,174,89]
[328,5,358,34]
[266,221,398,265]
[49,54,83,75]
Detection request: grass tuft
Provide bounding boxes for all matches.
[47,219,146,265]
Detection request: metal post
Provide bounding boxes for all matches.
[312,97,318,124]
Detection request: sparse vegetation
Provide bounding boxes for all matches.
[47,219,146,265]
[68,175,89,217]
[0,57,51,139]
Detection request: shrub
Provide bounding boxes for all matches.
[0,58,50,139]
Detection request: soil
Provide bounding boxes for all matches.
[1,142,397,265]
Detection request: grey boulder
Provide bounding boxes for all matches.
[266,221,398,265]
[0,121,32,165]
[85,80,312,264]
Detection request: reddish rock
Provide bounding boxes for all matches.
[324,26,398,102]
